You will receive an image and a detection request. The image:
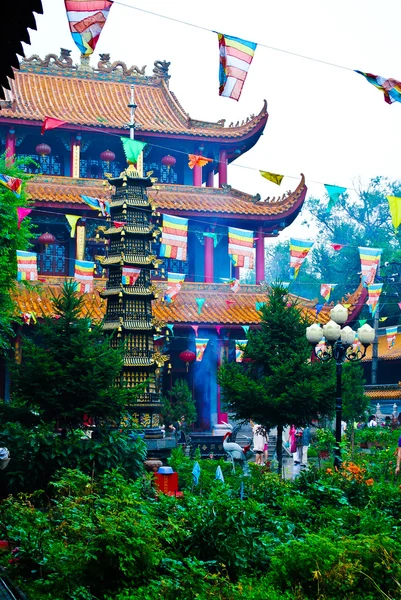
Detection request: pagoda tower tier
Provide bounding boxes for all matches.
[100,164,167,429]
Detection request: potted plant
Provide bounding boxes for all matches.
[314,428,336,462]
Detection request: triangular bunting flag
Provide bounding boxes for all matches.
[195,338,209,361]
[192,462,201,486]
[0,175,22,197]
[120,137,147,164]
[260,171,284,186]
[242,325,249,335]
[64,0,113,56]
[191,325,199,337]
[320,283,336,302]
[65,214,81,238]
[230,278,240,293]
[215,465,225,482]
[41,116,67,135]
[235,339,248,362]
[188,155,212,169]
[366,283,383,316]
[358,319,367,327]
[387,196,401,232]
[330,243,344,251]
[122,267,141,286]
[289,238,314,279]
[315,304,324,316]
[166,324,174,336]
[203,232,218,247]
[195,298,206,315]
[17,207,32,229]
[324,184,347,211]
[379,316,388,322]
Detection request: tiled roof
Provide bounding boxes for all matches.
[13,279,365,328]
[363,334,401,362]
[0,66,267,140]
[364,387,401,399]
[26,175,307,220]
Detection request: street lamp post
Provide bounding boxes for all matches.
[306,305,375,468]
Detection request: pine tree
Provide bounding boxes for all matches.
[218,283,335,472]
[11,281,135,429]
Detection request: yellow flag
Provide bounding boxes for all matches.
[65,214,81,238]
[387,196,401,231]
[260,170,284,186]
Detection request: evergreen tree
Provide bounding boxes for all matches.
[218,283,335,473]
[11,281,135,429]
[0,156,33,354]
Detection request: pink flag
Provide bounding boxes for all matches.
[17,207,32,229]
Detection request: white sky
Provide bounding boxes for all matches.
[24,0,401,239]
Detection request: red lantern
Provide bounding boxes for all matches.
[35,143,51,157]
[100,149,116,163]
[161,154,176,171]
[37,232,56,247]
[179,349,196,371]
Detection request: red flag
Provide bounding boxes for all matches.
[113,221,126,228]
[41,116,67,135]
[331,243,344,251]
[17,207,32,229]
[398,302,401,310]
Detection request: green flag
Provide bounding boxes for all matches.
[120,137,146,163]
[358,319,367,327]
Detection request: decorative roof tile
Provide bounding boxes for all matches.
[26,175,307,220]
[1,65,267,139]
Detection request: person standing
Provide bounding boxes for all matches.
[253,424,268,465]
[395,432,401,475]
[288,424,298,464]
[301,426,311,467]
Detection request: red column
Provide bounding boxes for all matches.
[193,164,202,186]
[218,149,227,187]
[256,228,265,284]
[206,170,214,188]
[204,235,214,283]
[5,129,16,163]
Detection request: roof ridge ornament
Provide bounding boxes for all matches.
[97,54,146,76]
[23,48,75,70]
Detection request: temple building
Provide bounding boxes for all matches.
[1,49,366,430]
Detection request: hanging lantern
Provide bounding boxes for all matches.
[37,232,56,248]
[100,149,116,163]
[161,154,176,171]
[35,143,51,157]
[179,349,196,372]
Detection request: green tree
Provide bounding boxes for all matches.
[218,283,335,473]
[341,362,368,425]
[10,281,135,429]
[0,156,33,354]
[161,378,197,428]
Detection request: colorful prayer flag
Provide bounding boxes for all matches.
[289,238,314,279]
[164,272,185,302]
[41,116,67,135]
[387,196,401,232]
[65,214,81,238]
[120,137,146,164]
[366,283,383,316]
[160,215,188,261]
[355,70,401,104]
[324,184,347,211]
[235,339,248,362]
[122,267,141,286]
[0,175,22,197]
[230,278,240,293]
[217,32,257,101]
[74,259,94,293]
[358,247,382,285]
[17,207,32,229]
[195,298,206,315]
[188,155,213,169]
[195,338,209,362]
[228,227,254,269]
[16,251,37,281]
[64,0,113,56]
[386,326,398,349]
[320,283,336,302]
[81,194,110,216]
[260,171,284,186]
